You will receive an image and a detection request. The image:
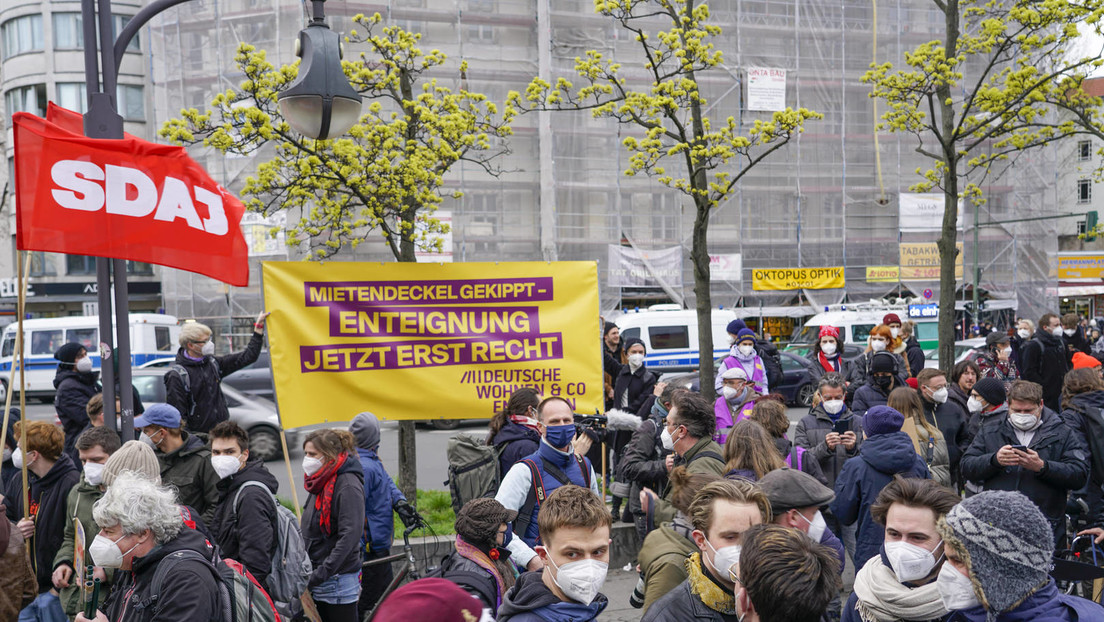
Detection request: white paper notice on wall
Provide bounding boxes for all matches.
[747,68,786,111]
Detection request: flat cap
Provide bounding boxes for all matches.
[758,467,835,514]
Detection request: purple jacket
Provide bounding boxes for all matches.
[713,397,752,444]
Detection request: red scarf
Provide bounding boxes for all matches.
[304,452,348,536]
[818,351,840,373]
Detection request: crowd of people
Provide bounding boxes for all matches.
[4,309,1104,621]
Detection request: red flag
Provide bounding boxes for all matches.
[13,109,249,286]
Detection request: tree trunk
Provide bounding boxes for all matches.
[936,0,960,376]
[692,196,715,399]
[397,200,417,502]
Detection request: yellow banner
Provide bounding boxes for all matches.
[262,261,603,427]
[1058,254,1104,279]
[899,242,963,281]
[866,266,900,283]
[752,267,845,291]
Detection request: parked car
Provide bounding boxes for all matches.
[783,343,865,362]
[923,337,986,369]
[129,368,292,461]
[661,351,818,407]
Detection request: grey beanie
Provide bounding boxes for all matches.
[103,440,162,487]
[350,411,381,450]
[937,490,1052,616]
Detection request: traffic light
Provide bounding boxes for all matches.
[1087,210,1099,241]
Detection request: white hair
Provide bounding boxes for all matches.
[179,322,212,347]
[92,471,182,543]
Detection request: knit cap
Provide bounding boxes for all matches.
[735,329,757,345]
[972,378,1006,407]
[726,319,747,336]
[936,490,1053,616]
[862,405,904,436]
[1073,352,1101,370]
[883,313,901,326]
[455,498,517,549]
[870,351,896,374]
[54,342,84,364]
[603,321,618,337]
[103,440,162,487]
[622,337,646,353]
[375,578,486,622]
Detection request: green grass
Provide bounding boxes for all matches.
[395,489,455,540]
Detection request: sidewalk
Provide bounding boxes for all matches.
[598,569,642,621]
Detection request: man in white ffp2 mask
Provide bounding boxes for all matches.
[497,486,611,621]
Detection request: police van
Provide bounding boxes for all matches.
[790,303,939,350]
[614,305,738,373]
[0,314,180,401]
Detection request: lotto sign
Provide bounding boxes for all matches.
[13,104,248,285]
[263,261,603,427]
[752,266,845,291]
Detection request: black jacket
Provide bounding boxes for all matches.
[492,422,540,480]
[100,527,220,622]
[302,453,365,588]
[619,410,670,523]
[921,397,970,470]
[54,368,99,465]
[967,404,1007,441]
[156,432,221,523]
[4,454,81,592]
[437,550,506,614]
[774,436,828,486]
[755,339,784,389]
[165,332,263,433]
[960,408,1088,526]
[613,364,657,415]
[904,337,926,378]
[498,569,608,622]
[210,458,279,585]
[1020,330,1071,412]
[640,573,736,622]
[1061,391,1104,487]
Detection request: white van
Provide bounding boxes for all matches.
[0,314,181,401]
[615,306,738,373]
[790,304,939,350]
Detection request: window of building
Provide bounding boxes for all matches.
[5,84,47,116]
[56,82,86,113]
[1,15,44,59]
[118,85,144,120]
[126,260,153,275]
[1080,140,1093,162]
[28,252,56,277]
[52,13,139,51]
[66,255,96,276]
[466,24,495,43]
[1079,179,1092,204]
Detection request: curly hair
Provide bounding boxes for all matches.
[92,471,182,543]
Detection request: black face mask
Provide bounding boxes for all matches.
[874,375,893,389]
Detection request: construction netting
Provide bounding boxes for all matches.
[145,0,1061,323]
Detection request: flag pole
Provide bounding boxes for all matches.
[0,253,29,497]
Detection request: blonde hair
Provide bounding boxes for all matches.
[887,387,941,441]
[178,322,212,346]
[723,420,785,480]
[536,485,611,544]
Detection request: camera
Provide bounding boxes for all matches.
[629,572,646,608]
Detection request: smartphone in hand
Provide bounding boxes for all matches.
[1010,444,1029,452]
[833,420,850,435]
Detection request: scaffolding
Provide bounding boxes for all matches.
[145,0,1062,322]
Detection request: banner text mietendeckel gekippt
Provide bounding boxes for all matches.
[263,261,603,428]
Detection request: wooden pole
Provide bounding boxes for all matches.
[280,428,301,520]
[17,252,28,524]
[601,439,607,504]
[0,254,29,491]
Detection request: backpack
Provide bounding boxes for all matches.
[231,481,313,606]
[446,433,503,514]
[756,343,784,388]
[147,549,281,622]
[166,360,220,426]
[785,445,805,471]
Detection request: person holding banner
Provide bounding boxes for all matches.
[3,421,80,622]
[164,312,267,434]
[50,426,121,619]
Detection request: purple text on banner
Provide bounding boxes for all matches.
[304,278,554,308]
[328,305,541,338]
[300,333,564,373]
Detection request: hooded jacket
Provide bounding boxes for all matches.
[493,422,541,479]
[497,568,608,622]
[52,472,110,617]
[830,431,930,568]
[156,431,221,523]
[301,452,366,588]
[794,403,863,489]
[959,408,1088,536]
[164,331,263,433]
[967,404,1008,441]
[99,527,220,622]
[350,412,407,554]
[54,367,100,464]
[1020,329,1071,412]
[4,453,81,593]
[901,417,952,488]
[637,516,698,614]
[944,578,1104,621]
[904,336,926,378]
[209,458,279,585]
[853,379,897,416]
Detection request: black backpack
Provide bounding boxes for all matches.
[166,360,219,428]
[756,343,784,388]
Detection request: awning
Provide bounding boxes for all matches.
[733,306,817,319]
[953,298,1018,311]
[1051,284,1104,296]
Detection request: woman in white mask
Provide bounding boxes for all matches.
[845,476,961,622]
[847,325,907,390]
[934,490,1104,620]
[975,332,1019,384]
[612,338,659,416]
[76,471,221,622]
[1009,318,1035,371]
[807,326,850,383]
[639,479,771,622]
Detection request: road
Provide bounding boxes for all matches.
[20,402,814,498]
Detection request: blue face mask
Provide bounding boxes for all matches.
[652,400,669,419]
[545,423,576,449]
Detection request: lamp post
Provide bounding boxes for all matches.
[80,0,358,440]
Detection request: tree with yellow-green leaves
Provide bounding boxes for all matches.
[161,13,517,499]
[864,0,1104,372]
[510,0,820,397]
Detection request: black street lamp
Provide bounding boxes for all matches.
[80,0,354,439]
